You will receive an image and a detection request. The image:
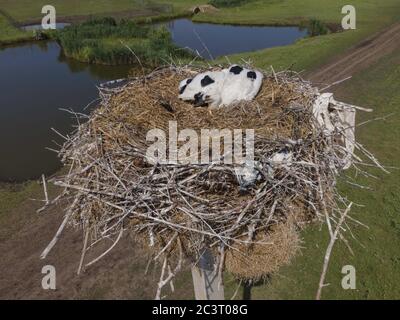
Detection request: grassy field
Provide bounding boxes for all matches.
[213,0,400,71]
[0,0,196,45]
[0,0,156,21]
[0,15,32,45]
[193,0,396,24]
[0,182,38,219]
[3,0,398,72]
[223,48,400,300]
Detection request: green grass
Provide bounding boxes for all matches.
[194,0,400,25]
[0,15,32,45]
[221,31,357,72]
[2,0,399,71]
[212,0,400,72]
[223,49,400,300]
[209,0,255,8]
[0,0,151,21]
[0,0,197,45]
[0,182,39,218]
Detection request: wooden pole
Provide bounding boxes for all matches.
[191,248,224,300]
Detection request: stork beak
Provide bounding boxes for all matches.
[194,93,206,107]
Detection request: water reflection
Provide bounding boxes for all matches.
[164,19,307,59]
[0,41,129,181]
[21,23,71,31]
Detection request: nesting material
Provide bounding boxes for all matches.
[46,66,380,293]
[225,217,300,281]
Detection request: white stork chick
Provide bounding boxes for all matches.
[178,65,263,109]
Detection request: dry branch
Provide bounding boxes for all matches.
[316,202,353,300]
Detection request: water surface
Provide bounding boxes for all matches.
[164,19,307,59]
[0,42,128,181]
[21,23,71,31]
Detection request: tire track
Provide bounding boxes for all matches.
[308,22,400,86]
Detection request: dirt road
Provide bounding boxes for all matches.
[308,22,400,86]
[0,188,192,299]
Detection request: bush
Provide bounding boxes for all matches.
[303,18,330,37]
[55,18,193,66]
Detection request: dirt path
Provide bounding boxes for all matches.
[307,22,400,86]
[0,191,192,299]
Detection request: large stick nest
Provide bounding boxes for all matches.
[49,65,379,290]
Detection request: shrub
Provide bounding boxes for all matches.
[303,18,330,37]
[55,18,193,66]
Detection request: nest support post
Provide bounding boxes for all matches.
[191,248,225,300]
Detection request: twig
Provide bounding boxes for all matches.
[41,174,49,205]
[316,202,353,300]
[77,228,90,275]
[320,76,352,91]
[40,211,72,259]
[85,228,124,267]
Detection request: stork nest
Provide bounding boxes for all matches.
[47,65,380,296]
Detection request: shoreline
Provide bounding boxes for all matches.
[1,10,334,48]
[0,10,193,47]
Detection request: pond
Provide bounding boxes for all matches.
[20,20,307,59]
[1,19,306,181]
[21,23,71,31]
[164,19,307,59]
[0,42,129,181]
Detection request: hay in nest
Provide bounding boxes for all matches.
[225,216,300,281]
[42,65,382,297]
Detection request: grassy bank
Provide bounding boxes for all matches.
[53,17,193,66]
[193,0,399,25]
[211,0,400,72]
[0,0,195,45]
[0,15,32,45]
[223,48,400,299]
[0,182,39,219]
[0,0,172,22]
[2,0,400,70]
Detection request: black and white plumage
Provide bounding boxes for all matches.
[178,71,225,108]
[178,65,263,109]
